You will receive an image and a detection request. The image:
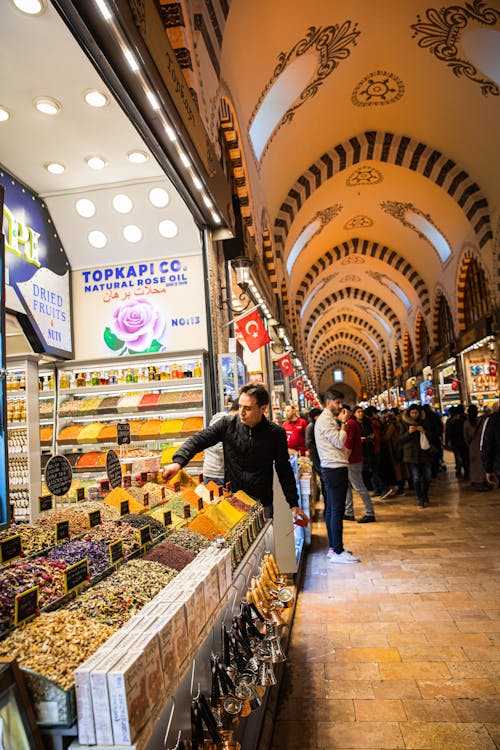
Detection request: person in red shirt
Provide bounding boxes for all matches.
[344,405,376,522]
[282,403,308,455]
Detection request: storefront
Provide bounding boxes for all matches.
[430,346,462,414]
[456,318,499,411]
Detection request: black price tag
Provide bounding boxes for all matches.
[117,422,131,445]
[63,558,89,593]
[109,540,123,565]
[218,486,224,498]
[120,500,129,516]
[137,525,152,546]
[163,510,172,527]
[197,497,204,511]
[76,487,85,503]
[123,463,133,474]
[140,471,148,483]
[123,475,132,488]
[9,504,15,520]
[174,482,181,492]
[56,521,70,542]
[183,504,191,519]
[161,486,166,500]
[143,492,149,507]
[0,535,22,565]
[45,455,73,497]
[99,479,110,496]
[14,585,39,627]
[106,449,122,489]
[38,494,53,512]
[88,510,101,529]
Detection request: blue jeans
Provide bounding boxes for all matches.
[408,462,432,503]
[321,466,348,553]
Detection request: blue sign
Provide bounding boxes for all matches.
[1,168,73,358]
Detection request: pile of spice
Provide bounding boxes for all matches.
[104,486,145,514]
[164,494,198,520]
[121,513,165,539]
[0,610,116,690]
[48,539,110,578]
[144,541,195,571]
[85,520,140,556]
[112,559,177,597]
[227,496,253,514]
[0,557,67,633]
[125,482,167,508]
[147,506,184,528]
[187,514,224,541]
[0,524,55,555]
[166,528,211,555]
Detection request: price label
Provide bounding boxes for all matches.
[45,455,73,497]
[183,504,191,519]
[109,540,124,565]
[120,500,129,516]
[56,521,70,542]
[123,474,132,488]
[76,487,85,503]
[0,535,22,565]
[14,586,39,627]
[88,510,101,529]
[161,486,166,500]
[140,472,148,484]
[163,510,172,527]
[174,482,181,492]
[123,463,133,474]
[198,473,204,484]
[63,558,89,594]
[218,486,224,498]
[143,492,149,507]
[38,494,53,513]
[106,450,122,489]
[137,525,152,547]
[197,497,204,511]
[117,422,131,445]
[99,479,110,496]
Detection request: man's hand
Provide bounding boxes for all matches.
[291,506,309,525]
[486,472,497,486]
[162,462,182,482]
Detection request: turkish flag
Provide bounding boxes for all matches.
[489,359,499,378]
[451,378,460,392]
[304,389,314,401]
[291,376,305,393]
[234,309,271,352]
[278,353,294,378]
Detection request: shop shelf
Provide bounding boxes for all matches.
[59,378,202,396]
[7,421,27,429]
[57,407,203,423]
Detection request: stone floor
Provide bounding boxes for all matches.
[270,463,500,750]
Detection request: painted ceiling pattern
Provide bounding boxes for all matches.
[351,71,405,107]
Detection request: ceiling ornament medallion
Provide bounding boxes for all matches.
[250,22,361,159]
[411,1,500,96]
[341,255,365,265]
[380,199,452,254]
[352,70,404,106]
[346,166,383,186]
[339,275,361,283]
[343,215,373,230]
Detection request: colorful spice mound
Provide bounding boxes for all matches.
[48,539,110,578]
[164,494,198,520]
[144,541,195,571]
[104,486,145,514]
[0,524,55,555]
[166,528,211,555]
[187,514,223,541]
[0,558,66,633]
[121,513,165,538]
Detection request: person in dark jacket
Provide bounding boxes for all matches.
[481,409,500,487]
[399,404,433,509]
[305,407,325,517]
[445,404,469,479]
[162,382,309,523]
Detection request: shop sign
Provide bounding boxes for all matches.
[1,169,73,358]
[72,255,208,359]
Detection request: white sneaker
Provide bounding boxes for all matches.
[381,488,396,499]
[329,550,360,564]
[326,549,335,559]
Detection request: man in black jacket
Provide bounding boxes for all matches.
[162,382,309,522]
[482,409,500,487]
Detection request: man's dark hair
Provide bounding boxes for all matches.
[239,383,269,407]
[322,389,344,405]
[309,407,322,420]
[228,398,239,412]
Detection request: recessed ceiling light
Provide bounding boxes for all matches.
[148,187,170,208]
[211,212,222,224]
[88,230,107,249]
[34,97,61,115]
[158,219,178,239]
[203,195,213,208]
[0,106,11,122]
[75,198,96,218]
[123,225,142,243]
[127,150,149,164]
[10,0,46,15]
[165,124,177,142]
[112,194,133,214]
[86,156,107,170]
[124,50,139,72]
[178,150,190,168]
[83,89,109,108]
[44,162,65,174]
[192,176,203,190]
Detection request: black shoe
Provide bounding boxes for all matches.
[357,515,376,523]
[343,514,355,521]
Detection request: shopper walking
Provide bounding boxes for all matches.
[399,404,433,509]
[445,404,469,479]
[315,390,359,564]
[202,399,239,485]
[481,407,500,488]
[381,408,409,495]
[305,407,325,509]
[282,403,308,455]
[162,383,309,523]
[344,405,376,523]
[465,406,492,491]
[364,406,395,499]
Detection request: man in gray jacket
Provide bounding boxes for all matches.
[315,390,360,564]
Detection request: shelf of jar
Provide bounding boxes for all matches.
[57,407,203,423]
[7,421,27,429]
[6,391,27,400]
[7,450,28,457]
[59,378,203,396]
[55,436,196,449]
[39,392,55,400]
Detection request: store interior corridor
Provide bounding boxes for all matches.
[271,459,500,750]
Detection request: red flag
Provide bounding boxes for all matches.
[291,376,305,393]
[489,359,499,378]
[451,378,460,392]
[234,309,271,352]
[304,389,314,401]
[278,353,294,378]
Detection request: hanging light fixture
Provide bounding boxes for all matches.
[219,257,253,312]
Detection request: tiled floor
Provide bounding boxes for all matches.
[271,465,500,749]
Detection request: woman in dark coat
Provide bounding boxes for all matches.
[399,404,433,509]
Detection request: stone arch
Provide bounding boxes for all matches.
[310,313,386,355]
[433,287,456,348]
[456,247,493,332]
[274,131,492,251]
[315,332,378,369]
[403,329,415,370]
[318,347,372,385]
[304,288,401,339]
[218,98,255,236]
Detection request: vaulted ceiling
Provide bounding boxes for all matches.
[209,0,499,397]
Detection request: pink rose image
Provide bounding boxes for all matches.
[110,299,165,352]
